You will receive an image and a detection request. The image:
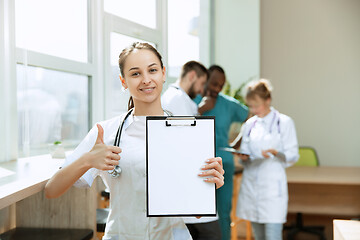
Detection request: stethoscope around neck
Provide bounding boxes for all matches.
[247,110,281,137]
[108,108,172,178]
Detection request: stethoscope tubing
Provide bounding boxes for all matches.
[108,109,172,178]
[108,109,134,178]
[247,111,280,137]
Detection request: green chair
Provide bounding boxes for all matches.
[294,147,319,167]
[285,147,326,240]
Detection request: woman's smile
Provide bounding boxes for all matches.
[139,86,156,93]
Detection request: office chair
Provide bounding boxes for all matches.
[284,147,326,240]
[294,147,319,166]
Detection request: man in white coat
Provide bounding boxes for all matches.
[161,61,207,116]
[161,61,222,240]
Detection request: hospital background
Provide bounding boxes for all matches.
[0,0,359,239]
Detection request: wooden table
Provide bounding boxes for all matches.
[333,220,360,240]
[0,154,97,235]
[0,155,62,209]
[286,166,360,216]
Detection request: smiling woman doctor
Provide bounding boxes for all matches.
[235,79,299,240]
[44,42,224,240]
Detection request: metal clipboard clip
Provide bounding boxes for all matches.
[165,117,197,127]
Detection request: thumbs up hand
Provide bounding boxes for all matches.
[95,123,105,144]
[87,124,122,171]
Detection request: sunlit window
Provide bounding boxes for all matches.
[17,65,89,157]
[104,0,156,29]
[168,0,200,77]
[15,0,88,62]
[1,0,210,161]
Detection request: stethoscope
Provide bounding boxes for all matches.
[108,108,172,178]
[247,110,280,137]
[107,109,133,178]
[171,85,180,90]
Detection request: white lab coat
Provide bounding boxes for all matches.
[161,83,198,116]
[62,112,192,240]
[236,107,299,223]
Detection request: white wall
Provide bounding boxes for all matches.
[214,0,260,89]
[261,0,360,166]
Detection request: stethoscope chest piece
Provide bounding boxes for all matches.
[109,165,122,178]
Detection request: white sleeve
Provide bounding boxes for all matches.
[62,124,100,188]
[277,117,299,167]
[162,95,189,116]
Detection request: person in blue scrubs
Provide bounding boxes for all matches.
[196,65,249,240]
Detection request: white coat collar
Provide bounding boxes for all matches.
[171,82,188,96]
[122,110,168,131]
[256,107,276,125]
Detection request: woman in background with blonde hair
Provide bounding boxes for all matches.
[235,79,299,240]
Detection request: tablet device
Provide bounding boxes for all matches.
[219,147,249,156]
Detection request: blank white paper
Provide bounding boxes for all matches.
[146,117,216,216]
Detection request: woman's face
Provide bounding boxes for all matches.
[121,49,165,105]
[246,95,271,117]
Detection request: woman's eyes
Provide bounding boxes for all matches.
[130,69,157,77]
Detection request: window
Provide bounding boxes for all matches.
[104,0,157,29]
[103,1,161,118]
[15,0,88,62]
[1,0,211,161]
[17,65,89,157]
[168,0,200,77]
[13,0,92,158]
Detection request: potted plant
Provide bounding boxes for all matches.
[49,141,66,159]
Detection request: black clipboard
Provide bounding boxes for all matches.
[146,116,216,217]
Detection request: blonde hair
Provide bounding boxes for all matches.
[246,79,273,100]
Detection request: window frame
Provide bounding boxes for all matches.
[0,0,100,161]
[166,0,211,84]
[102,0,166,118]
[0,0,17,162]
[0,0,211,162]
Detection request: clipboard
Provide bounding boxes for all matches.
[146,116,216,217]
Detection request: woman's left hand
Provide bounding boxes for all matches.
[198,157,224,189]
[262,149,278,158]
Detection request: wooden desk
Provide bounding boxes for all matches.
[0,155,62,209]
[0,154,96,235]
[286,166,360,216]
[333,220,360,240]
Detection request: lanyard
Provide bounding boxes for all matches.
[247,111,280,137]
[108,109,172,178]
